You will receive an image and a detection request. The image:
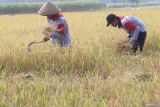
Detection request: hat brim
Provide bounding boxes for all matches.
[38,2,61,16]
[38,9,61,16]
[38,12,48,16]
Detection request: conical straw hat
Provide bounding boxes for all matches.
[38,1,61,16]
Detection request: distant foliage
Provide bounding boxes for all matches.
[0,3,42,14]
[0,0,98,3]
[0,2,106,14]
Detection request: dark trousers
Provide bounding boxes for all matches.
[133,31,147,53]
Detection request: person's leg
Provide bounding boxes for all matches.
[51,38,56,47]
[50,32,71,47]
[137,31,147,52]
[60,33,71,47]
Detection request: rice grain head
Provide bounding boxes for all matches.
[42,26,58,37]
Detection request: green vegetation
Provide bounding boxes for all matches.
[0,1,160,14]
[0,2,106,14]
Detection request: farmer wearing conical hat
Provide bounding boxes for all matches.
[106,14,147,54]
[38,1,71,47]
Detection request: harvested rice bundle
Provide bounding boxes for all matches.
[42,26,57,37]
[116,39,132,53]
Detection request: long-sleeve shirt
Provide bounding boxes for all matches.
[120,16,146,41]
[47,13,71,46]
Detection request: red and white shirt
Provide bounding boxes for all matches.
[120,16,146,41]
[47,13,71,46]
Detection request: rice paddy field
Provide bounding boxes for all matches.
[0,8,160,107]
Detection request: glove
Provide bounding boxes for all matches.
[129,39,137,45]
[129,38,138,49]
[128,35,132,39]
[43,36,50,42]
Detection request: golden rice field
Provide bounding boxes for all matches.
[0,8,160,107]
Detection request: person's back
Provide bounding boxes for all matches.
[121,16,146,32]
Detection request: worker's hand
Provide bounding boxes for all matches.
[129,38,138,48]
[43,36,50,42]
[128,34,132,39]
[129,39,136,45]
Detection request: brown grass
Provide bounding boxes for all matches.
[115,38,132,54]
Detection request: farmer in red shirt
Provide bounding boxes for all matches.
[106,14,147,53]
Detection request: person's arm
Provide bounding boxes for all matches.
[124,22,140,41]
[57,23,65,36]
